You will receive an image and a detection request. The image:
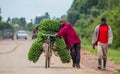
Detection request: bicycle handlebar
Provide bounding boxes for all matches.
[42,33,56,37]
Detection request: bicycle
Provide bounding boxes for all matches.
[42,33,56,68]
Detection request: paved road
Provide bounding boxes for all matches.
[0,39,119,74]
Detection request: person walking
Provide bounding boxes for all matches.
[56,19,81,68]
[32,26,38,39]
[92,17,113,70]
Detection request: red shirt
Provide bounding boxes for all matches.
[57,22,81,49]
[98,25,108,43]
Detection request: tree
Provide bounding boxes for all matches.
[96,0,108,9]
[11,17,26,29]
[20,17,26,29]
[34,12,51,25]
[44,12,50,19]
[67,10,79,25]
[34,16,41,25]
[6,17,11,23]
[11,18,20,25]
[0,8,1,14]
[30,19,33,24]
[67,0,120,49]
[0,22,14,30]
[27,22,34,31]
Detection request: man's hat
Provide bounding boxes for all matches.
[59,19,65,23]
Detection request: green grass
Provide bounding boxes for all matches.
[108,49,120,64]
[81,38,120,65]
[0,30,2,38]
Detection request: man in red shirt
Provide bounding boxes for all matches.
[32,26,38,39]
[56,19,81,68]
[92,17,113,70]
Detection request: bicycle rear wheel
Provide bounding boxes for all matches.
[45,54,50,68]
[48,57,50,67]
[45,52,48,68]
[45,44,49,68]
[48,42,51,68]
[45,43,51,68]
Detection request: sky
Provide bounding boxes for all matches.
[0,0,73,22]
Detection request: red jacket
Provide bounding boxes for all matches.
[57,22,81,49]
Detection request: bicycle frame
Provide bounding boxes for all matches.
[42,33,56,68]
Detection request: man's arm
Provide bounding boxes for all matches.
[92,25,99,45]
[92,25,99,49]
[108,26,113,45]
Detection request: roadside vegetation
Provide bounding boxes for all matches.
[66,0,120,65]
[81,38,120,64]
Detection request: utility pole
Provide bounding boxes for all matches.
[0,8,1,22]
[0,8,1,14]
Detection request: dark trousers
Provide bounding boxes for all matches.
[70,43,81,65]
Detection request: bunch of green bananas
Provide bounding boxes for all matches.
[28,39,43,63]
[28,19,71,63]
[55,38,71,63]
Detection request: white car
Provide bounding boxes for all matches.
[16,30,27,40]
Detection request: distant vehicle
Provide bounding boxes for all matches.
[2,30,14,40]
[16,30,27,40]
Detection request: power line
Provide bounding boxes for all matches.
[0,8,1,14]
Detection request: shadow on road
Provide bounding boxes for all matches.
[25,66,73,69]
[25,66,45,68]
[0,70,15,73]
[49,66,73,69]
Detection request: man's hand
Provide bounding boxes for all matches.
[108,44,111,48]
[92,45,95,49]
[55,33,57,36]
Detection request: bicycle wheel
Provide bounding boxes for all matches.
[48,42,51,68]
[45,43,51,68]
[48,57,50,67]
[45,52,48,68]
[45,45,49,68]
[45,56,48,68]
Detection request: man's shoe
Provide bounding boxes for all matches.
[98,59,102,69]
[97,66,101,69]
[76,65,80,69]
[72,63,76,67]
[102,67,106,70]
[103,59,106,70]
